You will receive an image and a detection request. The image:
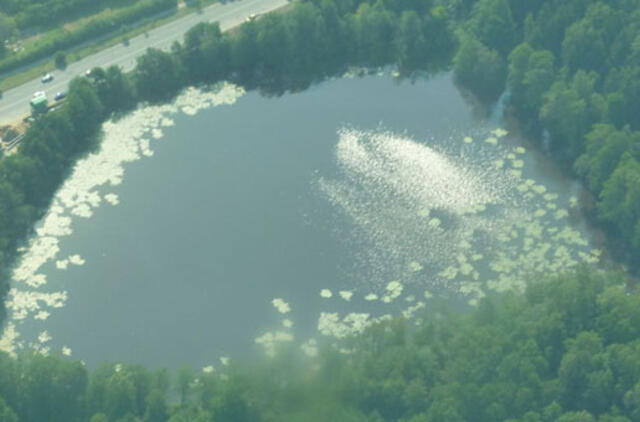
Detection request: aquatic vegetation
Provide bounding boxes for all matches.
[569,196,578,208]
[485,136,498,145]
[38,330,51,344]
[492,128,508,137]
[318,312,371,339]
[68,255,85,266]
[320,289,332,298]
[55,260,69,270]
[339,291,354,301]
[380,280,403,303]
[255,331,295,357]
[271,298,291,314]
[402,301,425,319]
[0,324,19,357]
[408,261,423,272]
[34,311,50,320]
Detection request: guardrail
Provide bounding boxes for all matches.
[3,133,25,151]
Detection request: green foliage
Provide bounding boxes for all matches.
[453,33,506,102]
[539,79,588,158]
[395,11,428,75]
[143,390,168,422]
[0,12,16,57]
[561,5,614,74]
[89,65,138,116]
[3,0,140,29]
[134,48,183,103]
[574,125,640,194]
[507,43,555,117]
[603,67,640,130]
[556,411,596,422]
[352,2,397,68]
[175,366,193,406]
[0,397,18,422]
[54,51,67,69]
[469,0,517,55]
[597,154,640,255]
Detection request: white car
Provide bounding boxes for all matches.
[41,73,53,83]
[32,91,45,98]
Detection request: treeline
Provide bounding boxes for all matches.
[138,0,457,99]
[451,0,640,264]
[1,0,141,30]
[0,0,177,74]
[0,270,639,421]
[0,0,458,324]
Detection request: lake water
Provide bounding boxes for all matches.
[2,73,600,369]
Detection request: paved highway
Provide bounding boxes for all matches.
[0,0,288,126]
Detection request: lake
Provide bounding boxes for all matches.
[2,73,600,370]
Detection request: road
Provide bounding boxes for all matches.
[0,0,288,126]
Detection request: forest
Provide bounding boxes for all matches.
[1,0,640,420]
[451,0,640,264]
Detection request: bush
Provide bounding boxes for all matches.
[54,51,66,69]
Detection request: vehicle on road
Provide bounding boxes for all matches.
[54,92,67,101]
[246,13,258,22]
[33,91,45,98]
[41,73,54,83]
[30,94,48,116]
